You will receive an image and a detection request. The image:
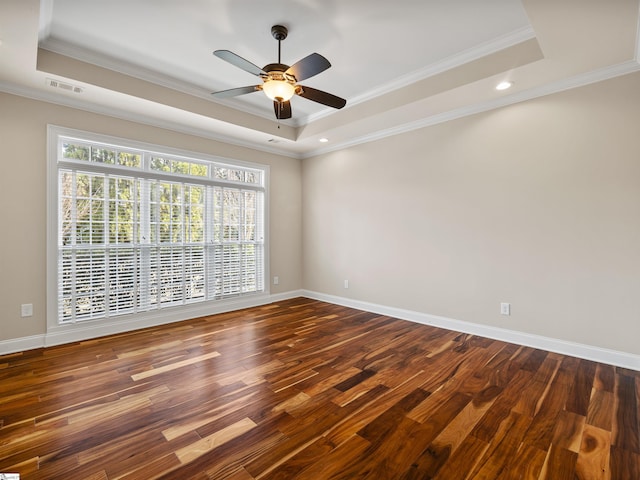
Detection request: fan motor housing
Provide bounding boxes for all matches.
[263,63,289,73]
[262,64,296,84]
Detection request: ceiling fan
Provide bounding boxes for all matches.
[211,25,346,120]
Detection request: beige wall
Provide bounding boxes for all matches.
[2,71,640,358]
[302,72,640,356]
[0,92,302,342]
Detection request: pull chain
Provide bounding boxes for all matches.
[277,102,281,128]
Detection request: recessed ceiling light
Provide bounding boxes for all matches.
[496,81,513,91]
[319,138,329,143]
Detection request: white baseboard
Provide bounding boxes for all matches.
[3,289,637,371]
[0,334,47,356]
[270,289,306,303]
[0,290,305,356]
[302,290,640,371]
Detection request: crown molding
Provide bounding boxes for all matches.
[0,80,302,159]
[302,26,536,126]
[3,58,639,162]
[38,40,303,127]
[302,59,640,159]
[40,26,536,131]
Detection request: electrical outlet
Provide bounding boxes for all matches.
[273,276,279,285]
[344,279,349,289]
[21,303,33,317]
[500,302,511,316]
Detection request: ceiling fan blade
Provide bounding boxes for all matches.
[297,86,346,109]
[211,85,261,98]
[213,50,265,76]
[285,53,331,81]
[274,100,292,120]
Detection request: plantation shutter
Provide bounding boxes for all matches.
[56,133,266,324]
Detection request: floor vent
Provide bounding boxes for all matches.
[46,78,83,94]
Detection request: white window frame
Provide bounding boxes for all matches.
[46,125,270,338]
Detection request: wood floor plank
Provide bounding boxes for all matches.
[405,384,501,478]
[498,443,548,480]
[612,372,640,453]
[175,417,257,464]
[130,350,221,381]
[469,369,533,443]
[252,436,334,480]
[357,388,430,443]
[512,356,560,417]
[538,444,578,479]
[161,388,260,441]
[0,298,638,479]
[431,434,489,480]
[355,390,471,478]
[319,384,390,446]
[551,410,586,453]
[594,363,616,392]
[117,455,183,480]
[521,361,574,452]
[358,416,440,479]
[297,365,361,397]
[576,424,612,480]
[609,445,640,479]
[468,409,532,479]
[566,358,597,416]
[287,433,370,480]
[160,412,288,479]
[587,388,615,431]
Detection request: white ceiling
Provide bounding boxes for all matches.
[38,0,533,121]
[1,0,639,158]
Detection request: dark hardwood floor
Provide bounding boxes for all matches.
[0,298,638,479]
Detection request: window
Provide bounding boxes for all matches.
[50,127,267,325]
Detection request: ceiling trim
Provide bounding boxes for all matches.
[3,57,638,162]
[0,80,301,159]
[37,0,54,42]
[39,25,536,131]
[303,26,536,126]
[301,59,640,159]
[38,39,294,125]
[5,58,638,162]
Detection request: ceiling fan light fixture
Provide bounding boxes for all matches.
[211,25,346,119]
[263,79,295,102]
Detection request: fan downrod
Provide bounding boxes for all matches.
[271,25,288,41]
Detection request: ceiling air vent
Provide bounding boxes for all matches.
[46,78,83,94]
